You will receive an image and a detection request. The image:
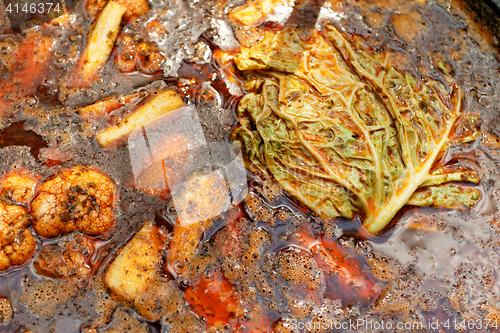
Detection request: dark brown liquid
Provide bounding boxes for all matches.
[0,121,48,162]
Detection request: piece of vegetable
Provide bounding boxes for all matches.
[114,0,149,21]
[96,90,184,147]
[76,1,127,84]
[230,5,263,26]
[174,171,231,227]
[114,35,164,74]
[86,0,149,22]
[0,298,13,323]
[229,26,480,234]
[166,221,209,277]
[166,172,231,276]
[0,202,37,271]
[104,221,167,302]
[31,166,116,238]
[229,0,283,26]
[406,184,481,209]
[0,170,40,205]
[77,91,146,118]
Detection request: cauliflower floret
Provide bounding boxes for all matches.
[114,0,149,22]
[86,0,149,22]
[34,233,95,281]
[31,166,116,238]
[0,202,37,271]
[0,170,40,205]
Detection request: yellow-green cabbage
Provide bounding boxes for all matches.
[228,25,480,234]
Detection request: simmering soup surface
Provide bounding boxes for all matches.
[1,0,500,332]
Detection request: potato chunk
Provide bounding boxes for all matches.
[230,5,263,26]
[105,222,167,302]
[0,298,13,323]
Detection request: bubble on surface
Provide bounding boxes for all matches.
[277,247,318,287]
[19,277,78,317]
[0,297,13,323]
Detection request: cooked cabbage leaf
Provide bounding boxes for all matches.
[228,26,480,234]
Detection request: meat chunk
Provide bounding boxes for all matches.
[33,233,95,281]
[31,166,116,238]
[104,222,167,302]
[0,202,37,271]
[114,35,164,74]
